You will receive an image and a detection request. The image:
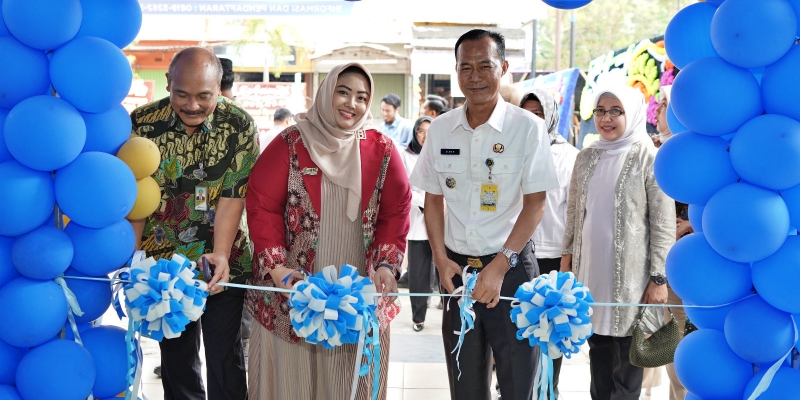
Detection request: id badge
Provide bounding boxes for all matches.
[480,183,498,212]
[195,185,209,211]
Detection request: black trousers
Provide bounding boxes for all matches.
[587,334,643,400]
[408,239,434,324]
[537,257,564,398]
[441,246,540,400]
[159,287,248,400]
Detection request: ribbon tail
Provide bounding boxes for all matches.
[746,315,799,400]
[350,321,367,400]
[370,313,380,400]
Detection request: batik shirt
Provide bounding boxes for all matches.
[130,96,258,284]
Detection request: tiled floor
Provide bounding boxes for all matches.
[103,288,672,400]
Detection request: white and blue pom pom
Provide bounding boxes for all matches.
[124,254,209,341]
[288,264,377,349]
[510,270,594,359]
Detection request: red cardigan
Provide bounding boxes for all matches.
[245,126,411,342]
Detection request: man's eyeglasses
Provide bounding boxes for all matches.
[593,109,625,117]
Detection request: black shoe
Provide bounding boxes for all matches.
[154,365,162,378]
[413,322,424,332]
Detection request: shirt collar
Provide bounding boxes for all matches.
[453,97,507,133]
[387,116,403,129]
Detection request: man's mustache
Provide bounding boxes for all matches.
[180,109,206,116]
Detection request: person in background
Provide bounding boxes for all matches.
[411,29,559,400]
[258,107,294,153]
[378,93,414,147]
[652,84,689,400]
[220,57,235,101]
[245,62,410,399]
[561,85,675,400]
[422,94,450,118]
[401,116,434,332]
[519,88,579,399]
[130,47,256,400]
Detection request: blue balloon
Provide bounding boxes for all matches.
[684,394,701,400]
[671,57,762,136]
[665,2,718,70]
[0,385,21,400]
[666,233,752,306]
[0,236,18,290]
[763,46,800,123]
[0,277,67,347]
[688,204,704,233]
[0,0,8,37]
[674,329,752,400]
[725,295,794,364]
[55,152,137,229]
[50,36,133,114]
[11,226,72,280]
[744,367,800,400]
[685,301,737,330]
[63,267,111,324]
[76,0,142,48]
[82,326,135,398]
[654,132,739,205]
[4,95,86,171]
[665,103,687,134]
[0,161,55,237]
[63,322,92,341]
[0,337,22,385]
[707,0,725,5]
[15,339,95,400]
[703,182,789,262]
[751,67,764,85]
[0,110,11,164]
[711,0,796,69]
[1,0,81,51]
[787,0,800,36]
[541,0,592,9]
[0,36,50,110]
[730,115,800,190]
[65,219,134,276]
[81,105,133,154]
[779,183,800,232]
[753,236,800,314]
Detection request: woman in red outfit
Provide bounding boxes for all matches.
[245,62,411,400]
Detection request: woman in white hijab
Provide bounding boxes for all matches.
[560,85,676,400]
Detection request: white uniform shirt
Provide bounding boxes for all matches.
[532,142,579,258]
[400,148,428,241]
[258,124,287,153]
[410,98,559,256]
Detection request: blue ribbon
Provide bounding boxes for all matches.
[447,266,478,380]
[746,316,799,400]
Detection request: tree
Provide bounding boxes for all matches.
[231,20,302,77]
[535,0,697,71]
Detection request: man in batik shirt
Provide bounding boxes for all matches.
[130,47,257,400]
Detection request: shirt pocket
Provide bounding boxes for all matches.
[433,156,468,203]
[491,156,523,204]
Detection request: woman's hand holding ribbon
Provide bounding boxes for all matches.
[270,266,306,297]
[373,266,398,297]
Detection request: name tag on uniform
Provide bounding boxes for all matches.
[441,148,460,155]
[480,183,498,212]
[195,186,209,211]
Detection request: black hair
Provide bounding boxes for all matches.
[381,93,401,109]
[219,57,234,90]
[424,94,449,116]
[454,29,506,62]
[273,107,293,122]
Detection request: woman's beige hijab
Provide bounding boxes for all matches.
[294,62,374,221]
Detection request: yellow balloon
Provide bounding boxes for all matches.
[127,176,161,220]
[116,137,160,180]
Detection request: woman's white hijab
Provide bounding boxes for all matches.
[588,85,653,151]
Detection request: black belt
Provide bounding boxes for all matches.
[446,241,533,269]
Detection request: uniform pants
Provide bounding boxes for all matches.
[159,287,248,400]
[408,240,434,324]
[441,247,540,400]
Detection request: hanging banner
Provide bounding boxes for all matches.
[138,0,354,15]
[232,82,307,134]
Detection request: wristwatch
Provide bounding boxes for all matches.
[650,274,667,285]
[500,247,519,268]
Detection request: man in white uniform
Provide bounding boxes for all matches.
[410,29,559,400]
